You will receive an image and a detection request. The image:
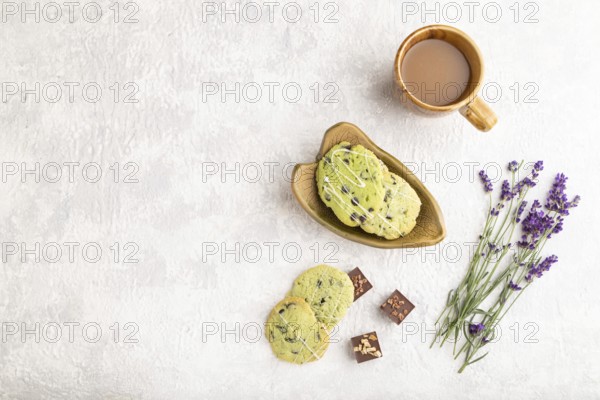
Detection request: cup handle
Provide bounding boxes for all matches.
[459,96,498,132]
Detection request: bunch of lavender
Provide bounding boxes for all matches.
[431,160,580,373]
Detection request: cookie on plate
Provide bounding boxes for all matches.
[316,142,386,227]
[266,297,330,364]
[361,172,421,239]
[290,264,354,330]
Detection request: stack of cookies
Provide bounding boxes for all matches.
[266,264,354,364]
[267,265,416,365]
[316,141,422,239]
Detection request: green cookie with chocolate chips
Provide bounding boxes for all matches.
[266,297,330,364]
[361,172,422,239]
[316,142,386,227]
[290,264,354,330]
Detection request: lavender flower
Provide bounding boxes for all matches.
[515,201,528,222]
[508,160,519,172]
[512,176,536,198]
[540,255,558,271]
[518,200,555,249]
[518,173,580,244]
[506,161,543,198]
[508,280,522,291]
[500,180,513,201]
[545,174,580,216]
[567,195,581,209]
[545,173,568,214]
[525,255,558,282]
[479,170,493,192]
[549,216,564,238]
[469,323,485,336]
[532,161,544,179]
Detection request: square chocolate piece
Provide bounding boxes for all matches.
[348,267,373,301]
[351,331,383,363]
[381,289,415,325]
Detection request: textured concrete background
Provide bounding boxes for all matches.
[1,0,599,398]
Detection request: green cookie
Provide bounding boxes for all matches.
[361,172,422,239]
[316,142,386,227]
[266,297,330,364]
[290,264,354,330]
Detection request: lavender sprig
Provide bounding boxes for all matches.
[432,161,580,373]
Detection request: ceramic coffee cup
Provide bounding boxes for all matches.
[394,25,498,132]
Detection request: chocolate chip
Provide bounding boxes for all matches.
[350,213,359,221]
[359,215,367,224]
[317,279,322,288]
[341,185,349,194]
[276,325,287,334]
[368,207,374,212]
[343,159,349,164]
[351,197,359,206]
[325,194,332,202]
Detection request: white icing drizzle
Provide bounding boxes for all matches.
[370,180,421,236]
[304,267,348,325]
[277,312,322,362]
[321,147,382,219]
[320,144,421,237]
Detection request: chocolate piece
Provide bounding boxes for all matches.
[351,331,383,363]
[348,267,373,301]
[381,289,415,325]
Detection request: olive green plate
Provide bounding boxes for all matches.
[291,122,446,249]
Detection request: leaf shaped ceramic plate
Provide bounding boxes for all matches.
[291,122,446,249]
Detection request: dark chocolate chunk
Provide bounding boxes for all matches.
[351,331,383,364]
[351,197,359,206]
[348,267,373,301]
[341,185,350,194]
[381,289,415,325]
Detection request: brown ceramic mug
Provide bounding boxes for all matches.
[394,25,498,132]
